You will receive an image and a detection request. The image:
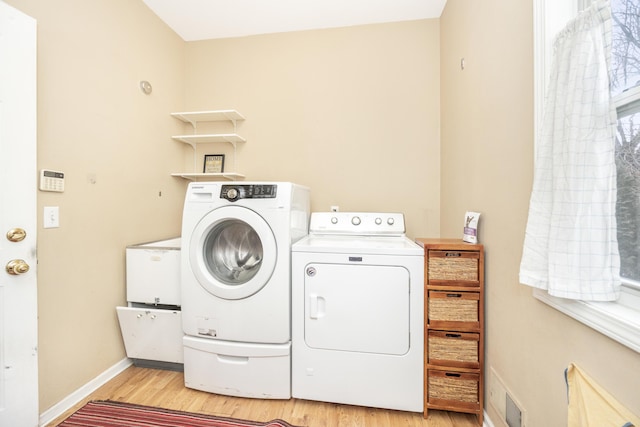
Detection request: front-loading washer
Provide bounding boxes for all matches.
[181,182,309,398]
[292,212,424,412]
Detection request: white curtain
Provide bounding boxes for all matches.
[520,0,621,301]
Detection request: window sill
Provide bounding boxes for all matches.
[534,284,640,353]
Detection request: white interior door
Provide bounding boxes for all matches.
[0,2,39,426]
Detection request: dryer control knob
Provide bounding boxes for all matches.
[331,217,338,224]
[387,217,395,225]
[352,216,361,226]
[375,217,382,225]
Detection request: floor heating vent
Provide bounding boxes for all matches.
[489,367,526,427]
[506,393,523,427]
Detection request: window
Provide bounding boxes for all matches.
[611,0,640,287]
[533,0,640,353]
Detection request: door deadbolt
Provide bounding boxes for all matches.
[6,228,27,242]
[6,259,30,275]
[306,267,316,277]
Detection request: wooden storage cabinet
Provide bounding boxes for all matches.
[416,238,484,425]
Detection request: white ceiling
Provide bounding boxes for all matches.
[141,0,447,41]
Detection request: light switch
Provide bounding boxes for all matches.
[44,206,59,228]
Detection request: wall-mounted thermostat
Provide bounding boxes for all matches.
[39,169,65,192]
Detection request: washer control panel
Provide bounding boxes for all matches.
[309,212,405,236]
[221,184,278,201]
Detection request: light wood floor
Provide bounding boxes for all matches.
[46,366,479,427]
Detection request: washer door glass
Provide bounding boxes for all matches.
[190,206,277,300]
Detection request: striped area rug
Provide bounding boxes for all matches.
[56,400,301,427]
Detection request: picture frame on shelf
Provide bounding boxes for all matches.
[203,154,225,173]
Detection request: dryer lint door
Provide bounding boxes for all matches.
[303,263,410,355]
[189,206,277,300]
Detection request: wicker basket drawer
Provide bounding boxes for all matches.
[428,250,480,287]
[427,369,480,410]
[428,331,480,369]
[428,291,480,330]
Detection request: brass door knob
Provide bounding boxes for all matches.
[6,259,30,275]
[6,228,27,242]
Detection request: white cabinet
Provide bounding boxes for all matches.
[171,109,246,181]
[116,237,184,367]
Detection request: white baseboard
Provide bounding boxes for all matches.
[484,410,495,427]
[38,358,132,427]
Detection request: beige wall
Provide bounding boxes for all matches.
[7,0,638,423]
[183,20,441,239]
[440,1,640,426]
[6,0,187,412]
[5,1,440,414]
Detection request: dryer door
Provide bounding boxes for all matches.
[304,263,410,355]
[189,206,277,300]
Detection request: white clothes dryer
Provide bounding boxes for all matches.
[181,182,309,398]
[292,212,424,412]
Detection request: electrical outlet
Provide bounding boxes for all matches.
[330,205,339,212]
